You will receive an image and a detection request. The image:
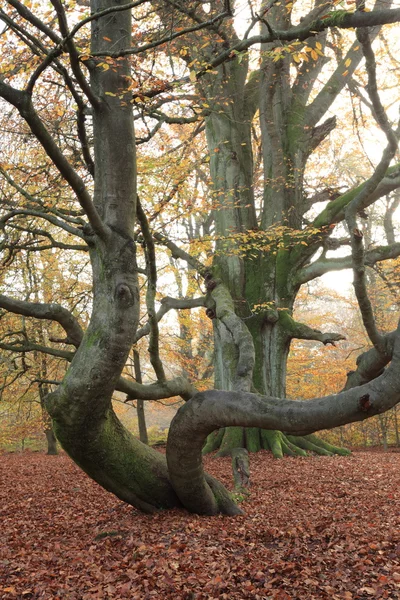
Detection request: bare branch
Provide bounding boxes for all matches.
[90,7,231,59]
[344,330,396,390]
[296,242,400,284]
[166,318,400,514]
[153,231,208,276]
[0,295,84,347]
[136,197,166,381]
[0,83,108,239]
[345,28,399,356]
[117,374,197,402]
[134,295,206,342]
[279,312,346,346]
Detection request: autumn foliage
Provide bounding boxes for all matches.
[1,449,400,600]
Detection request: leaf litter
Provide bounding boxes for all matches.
[1,449,399,599]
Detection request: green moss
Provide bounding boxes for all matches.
[283,435,307,457]
[216,426,244,457]
[84,328,102,348]
[280,437,297,457]
[314,163,400,228]
[287,435,332,456]
[202,429,225,455]
[287,102,306,153]
[245,427,261,452]
[324,9,350,26]
[278,311,297,334]
[261,430,283,459]
[275,249,291,299]
[305,434,351,456]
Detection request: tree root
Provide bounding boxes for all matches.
[203,427,351,458]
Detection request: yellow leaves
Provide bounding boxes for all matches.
[345,58,352,68]
[105,92,117,97]
[97,62,110,71]
[271,41,324,65]
[189,71,197,83]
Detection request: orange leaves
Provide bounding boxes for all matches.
[270,41,324,64]
[1,451,400,598]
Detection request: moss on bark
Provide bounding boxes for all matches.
[202,428,225,455]
[216,426,244,457]
[287,434,333,456]
[262,430,284,458]
[53,407,181,513]
[245,427,262,452]
[305,434,351,456]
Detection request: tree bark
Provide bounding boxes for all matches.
[45,427,58,456]
[133,350,148,445]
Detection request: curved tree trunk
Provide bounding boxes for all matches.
[43,0,180,514]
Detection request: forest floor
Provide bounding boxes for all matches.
[1,449,400,600]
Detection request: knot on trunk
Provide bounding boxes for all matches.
[359,393,372,412]
[114,283,134,307]
[205,279,217,291]
[205,308,216,319]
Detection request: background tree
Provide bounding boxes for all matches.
[148,0,400,456]
[1,0,400,515]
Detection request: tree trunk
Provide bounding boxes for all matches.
[379,415,389,451]
[133,350,148,445]
[44,0,180,514]
[45,426,58,456]
[394,406,400,447]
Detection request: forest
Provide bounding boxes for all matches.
[1,0,400,517]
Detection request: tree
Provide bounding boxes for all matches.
[150,0,400,456]
[1,0,400,515]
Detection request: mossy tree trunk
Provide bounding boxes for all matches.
[200,2,358,458]
[153,2,397,460]
[43,0,180,513]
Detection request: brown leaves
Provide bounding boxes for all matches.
[1,450,400,599]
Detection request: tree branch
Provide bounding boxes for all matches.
[166,318,400,514]
[134,295,206,342]
[344,330,396,390]
[153,232,208,276]
[0,208,85,240]
[136,197,166,381]
[0,83,108,239]
[313,165,400,229]
[0,295,84,347]
[279,312,346,345]
[345,27,398,356]
[296,242,400,284]
[118,374,197,402]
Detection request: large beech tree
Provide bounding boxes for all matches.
[1,0,400,514]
